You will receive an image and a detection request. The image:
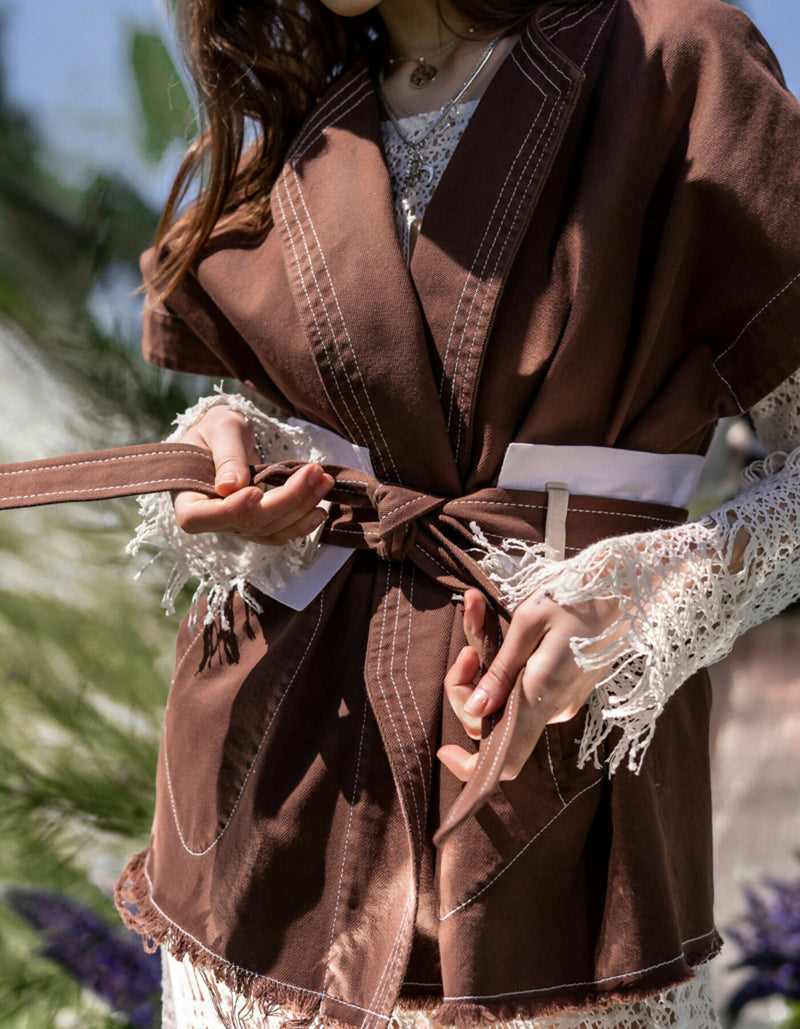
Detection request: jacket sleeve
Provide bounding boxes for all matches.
[140,246,240,379]
[669,3,800,413]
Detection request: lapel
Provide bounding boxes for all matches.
[271,2,618,488]
[412,1,618,473]
[272,63,461,495]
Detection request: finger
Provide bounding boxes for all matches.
[247,464,334,536]
[437,744,479,782]
[464,611,549,719]
[173,485,265,534]
[188,410,257,496]
[443,646,483,740]
[463,589,487,654]
[174,464,332,536]
[248,504,329,546]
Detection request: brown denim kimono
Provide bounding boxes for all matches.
[105,1,800,1025]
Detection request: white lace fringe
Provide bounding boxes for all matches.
[127,389,332,629]
[161,951,720,1029]
[471,444,800,775]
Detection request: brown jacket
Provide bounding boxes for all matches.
[109,1,800,1024]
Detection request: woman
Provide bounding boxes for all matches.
[112,0,800,1025]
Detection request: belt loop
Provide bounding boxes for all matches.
[545,482,570,561]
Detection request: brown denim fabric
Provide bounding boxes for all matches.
[108,0,800,1024]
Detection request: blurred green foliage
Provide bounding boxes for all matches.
[130,30,195,162]
[0,15,197,1027]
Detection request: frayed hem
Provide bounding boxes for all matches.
[115,851,324,1024]
[116,850,721,1029]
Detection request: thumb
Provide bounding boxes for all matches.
[193,409,257,496]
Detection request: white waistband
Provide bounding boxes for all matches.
[498,443,703,509]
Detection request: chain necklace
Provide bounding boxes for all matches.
[378,33,504,194]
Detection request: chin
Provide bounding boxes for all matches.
[318,0,382,15]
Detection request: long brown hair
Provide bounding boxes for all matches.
[150,1,572,301]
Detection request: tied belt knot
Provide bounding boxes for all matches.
[372,483,449,563]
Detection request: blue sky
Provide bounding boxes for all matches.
[3,0,799,207]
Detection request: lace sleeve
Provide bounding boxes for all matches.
[473,369,800,775]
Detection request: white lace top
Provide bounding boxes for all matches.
[381,101,478,261]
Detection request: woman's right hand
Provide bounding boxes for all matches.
[173,404,334,545]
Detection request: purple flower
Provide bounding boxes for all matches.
[727,873,800,1022]
[4,886,160,1028]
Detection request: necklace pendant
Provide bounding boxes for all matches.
[404,150,433,191]
[410,59,438,89]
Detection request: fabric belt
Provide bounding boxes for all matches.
[0,442,687,841]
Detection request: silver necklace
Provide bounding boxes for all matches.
[378,34,503,194]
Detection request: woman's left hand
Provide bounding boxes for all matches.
[438,587,621,782]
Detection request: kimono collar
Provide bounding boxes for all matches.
[271,2,618,486]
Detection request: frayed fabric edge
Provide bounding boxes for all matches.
[117,851,721,1029]
[115,851,323,1026]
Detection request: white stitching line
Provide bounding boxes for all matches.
[438,64,549,418]
[274,182,356,431]
[283,169,388,474]
[379,494,441,520]
[442,927,719,1000]
[371,899,414,1029]
[291,169,401,480]
[294,81,375,166]
[290,70,371,161]
[712,268,800,411]
[452,30,571,460]
[544,728,567,808]
[321,685,370,997]
[279,174,370,445]
[362,894,414,1029]
[438,775,603,919]
[539,2,603,30]
[0,449,209,478]
[580,0,618,67]
[7,478,213,503]
[138,850,393,1020]
[164,591,326,857]
[450,499,680,524]
[546,1,605,40]
[449,58,568,459]
[454,2,617,462]
[403,566,433,771]
[375,564,424,849]
[391,561,431,819]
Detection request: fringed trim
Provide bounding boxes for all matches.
[116,851,326,1027]
[120,852,720,1029]
[126,388,333,630]
[471,441,800,775]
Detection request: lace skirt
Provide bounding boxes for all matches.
[161,951,721,1029]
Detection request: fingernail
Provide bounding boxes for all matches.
[313,473,333,499]
[216,473,237,488]
[465,688,489,717]
[307,465,323,487]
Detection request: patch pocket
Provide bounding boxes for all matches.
[437,710,604,920]
[162,592,324,856]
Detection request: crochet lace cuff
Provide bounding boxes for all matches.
[473,440,800,774]
[127,390,334,629]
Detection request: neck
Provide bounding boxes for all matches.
[378,0,472,58]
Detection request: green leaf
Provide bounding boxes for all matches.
[130,30,195,162]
